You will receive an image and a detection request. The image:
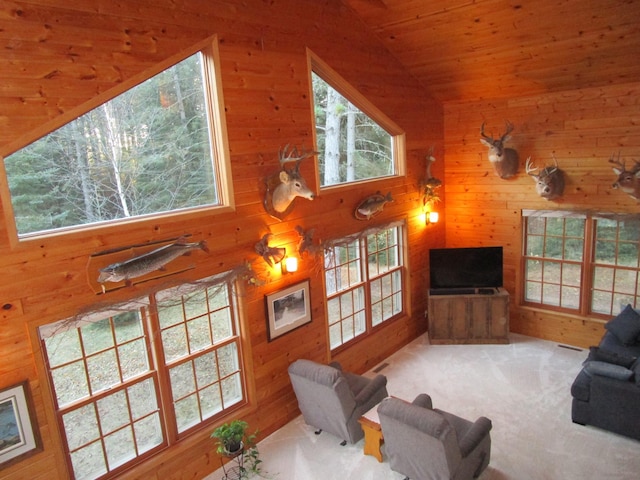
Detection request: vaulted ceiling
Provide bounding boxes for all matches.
[342,0,640,103]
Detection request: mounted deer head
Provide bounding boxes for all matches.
[609,152,640,201]
[525,155,565,200]
[264,144,316,219]
[480,121,519,179]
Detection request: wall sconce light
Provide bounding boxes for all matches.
[426,211,439,225]
[282,256,298,274]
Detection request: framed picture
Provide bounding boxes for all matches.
[265,279,312,341]
[0,381,41,469]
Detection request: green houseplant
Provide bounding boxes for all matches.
[211,420,262,478]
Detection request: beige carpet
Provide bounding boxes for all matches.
[206,333,640,479]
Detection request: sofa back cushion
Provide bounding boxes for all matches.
[604,304,640,346]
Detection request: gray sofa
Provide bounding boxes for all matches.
[288,359,388,444]
[571,304,640,441]
[377,394,492,480]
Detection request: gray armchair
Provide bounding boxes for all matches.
[377,394,492,480]
[288,359,388,444]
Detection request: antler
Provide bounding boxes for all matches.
[525,157,538,176]
[278,144,316,168]
[480,122,492,142]
[501,121,514,142]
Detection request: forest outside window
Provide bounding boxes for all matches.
[324,224,405,351]
[39,274,246,480]
[3,42,231,238]
[309,53,405,188]
[522,211,640,317]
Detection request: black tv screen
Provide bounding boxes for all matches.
[429,246,503,290]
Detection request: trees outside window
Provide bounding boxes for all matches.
[4,44,229,237]
[39,275,246,480]
[522,211,640,316]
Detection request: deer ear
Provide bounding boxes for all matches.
[480,139,491,147]
[279,171,290,182]
[612,168,622,175]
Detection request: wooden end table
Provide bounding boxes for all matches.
[358,404,384,462]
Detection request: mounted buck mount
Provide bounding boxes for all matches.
[525,156,565,201]
[480,121,519,179]
[263,145,317,220]
[609,152,640,201]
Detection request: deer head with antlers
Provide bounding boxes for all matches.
[480,121,519,179]
[609,152,640,201]
[525,155,565,200]
[264,145,317,219]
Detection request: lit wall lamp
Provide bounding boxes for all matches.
[282,256,299,274]
[426,211,439,225]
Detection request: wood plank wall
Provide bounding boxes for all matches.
[444,83,640,348]
[0,1,443,479]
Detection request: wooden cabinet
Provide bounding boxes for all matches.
[428,288,509,344]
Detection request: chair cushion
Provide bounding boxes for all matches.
[604,304,640,346]
[583,360,634,381]
[587,346,637,368]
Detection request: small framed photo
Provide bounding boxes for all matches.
[265,279,312,341]
[0,381,42,469]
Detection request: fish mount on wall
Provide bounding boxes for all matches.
[354,191,393,220]
[263,144,317,220]
[88,235,209,294]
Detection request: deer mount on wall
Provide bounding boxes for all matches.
[263,145,317,220]
[609,152,640,201]
[480,121,519,179]
[525,155,566,201]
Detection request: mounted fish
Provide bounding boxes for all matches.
[254,233,286,267]
[480,121,519,179]
[609,152,640,201]
[419,146,442,208]
[97,237,209,289]
[264,145,317,220]
[355,192,393,220]
[525,155,566,200]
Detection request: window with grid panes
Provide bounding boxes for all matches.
[39,274,245,480]
[522,211,640,317]
[324,224,404,350]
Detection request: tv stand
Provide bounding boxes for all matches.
[428,287,509,344]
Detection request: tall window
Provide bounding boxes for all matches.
[4,43,230,237]
[310,53,404,188]
[39,275,245,480]
[523,211,640,316]
[325,224,404,350]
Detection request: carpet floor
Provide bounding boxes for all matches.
[206,333,640,479]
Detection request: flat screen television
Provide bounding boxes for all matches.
[429,246,503,292]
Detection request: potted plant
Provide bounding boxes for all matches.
[211,419,263,478]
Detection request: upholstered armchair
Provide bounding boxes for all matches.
[287,359,388,444]
[377,394,492,480]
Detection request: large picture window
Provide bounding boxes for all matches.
[522,211,640,316]
[4,42,231,238]
[309,53,405,188]
[39,274,245,480]
[324,224,405,350]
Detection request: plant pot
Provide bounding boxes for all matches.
[223,440,243,457]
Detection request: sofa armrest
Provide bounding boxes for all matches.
[354,374,387,405]
[411,393,433,410]
[458,416,492,457]
[328,361,342,371]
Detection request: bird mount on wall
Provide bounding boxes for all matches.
[263,144,317,220]
[354,191,393,220]
[419,146,442,209]
[254,233,286,267]
[609,152,640,201]
[480,121,519,179]
[525,155,566,201]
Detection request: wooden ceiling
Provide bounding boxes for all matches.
[342,0,640,103]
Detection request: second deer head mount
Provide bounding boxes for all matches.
[480,121,520,179]
[525,155,565,201]
[263,145,317,220]
[609,152,640,201]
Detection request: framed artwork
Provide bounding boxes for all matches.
[0,381,41,469]
[265,279,312,341]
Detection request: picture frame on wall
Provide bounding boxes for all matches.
[0,381,42,469]
[265,279,312,341]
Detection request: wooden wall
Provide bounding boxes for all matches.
[0,1,443,479]
[444,82,640,348]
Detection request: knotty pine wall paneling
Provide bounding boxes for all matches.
[444,83,640,349]
[0,1,443,479]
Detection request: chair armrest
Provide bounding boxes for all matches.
[458,416,492,457]
[354,374,387,405]
[412,393,433,410]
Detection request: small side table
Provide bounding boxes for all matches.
[358,404,384,462]
[220,448,244,480]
